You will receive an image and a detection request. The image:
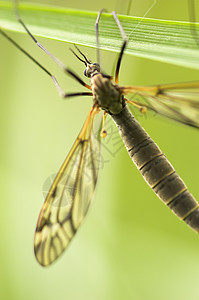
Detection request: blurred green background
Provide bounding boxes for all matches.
[0,0,199,299]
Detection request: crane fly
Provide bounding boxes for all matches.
[1,2,199,267]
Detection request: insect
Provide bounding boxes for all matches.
[1,2,199,267]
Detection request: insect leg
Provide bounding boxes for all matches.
[13,0,67,71]
[1,6,92,97]
[95,9,107,66]
[12,0,92,93]
[112,11,128,84]
[1,29,92,99]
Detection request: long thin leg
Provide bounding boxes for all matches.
[95,9,106,66]
[0,29,92,98]
[12,0,91,92]
[113,1,157,83]
[112,11,128,84]
[13,0,66,71]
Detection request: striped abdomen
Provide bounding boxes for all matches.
[111,105,199,232]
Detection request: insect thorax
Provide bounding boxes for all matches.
[91,73,124,114]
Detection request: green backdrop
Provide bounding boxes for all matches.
[0,0,199,299]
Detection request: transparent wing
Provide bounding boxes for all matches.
[122,81,199,128]
[34,106,101,266]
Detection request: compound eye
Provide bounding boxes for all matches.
[93,63,100,71]
[84,69,87,76]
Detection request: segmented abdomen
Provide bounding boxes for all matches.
[111,105,199,232]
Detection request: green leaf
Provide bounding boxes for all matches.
[0,1,199,69]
